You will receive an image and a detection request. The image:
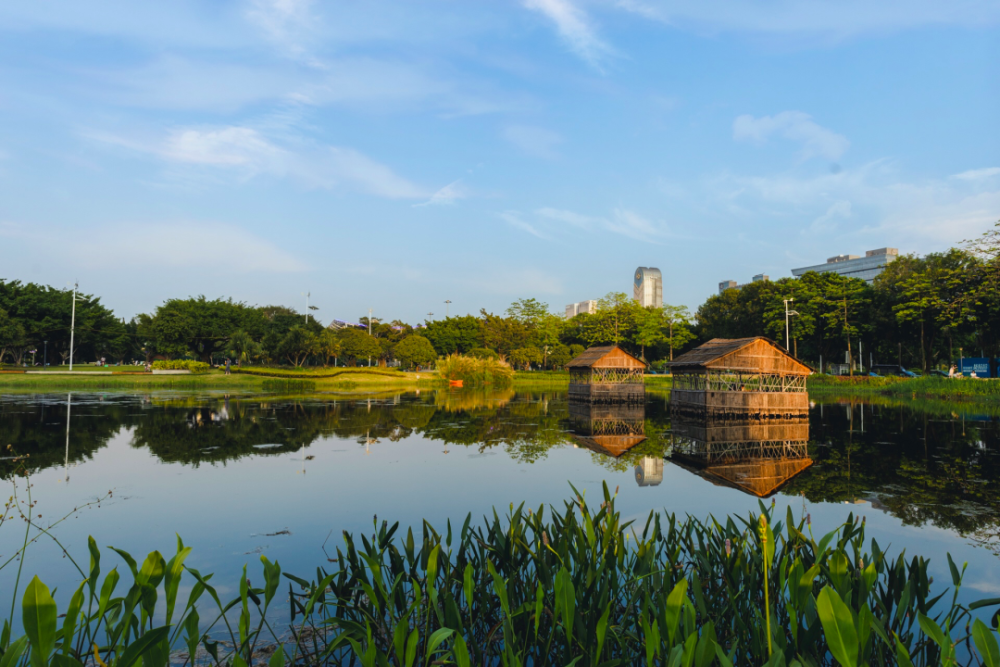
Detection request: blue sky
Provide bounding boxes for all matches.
[0,0,997,323]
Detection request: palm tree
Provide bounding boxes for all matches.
[227,329,259,367]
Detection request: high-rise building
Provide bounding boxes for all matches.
[633,267,662,308]
[791,248,898,283]
[565,300,597,318]
[718,274,769,295]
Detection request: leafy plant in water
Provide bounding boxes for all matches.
[3,484,1000,666]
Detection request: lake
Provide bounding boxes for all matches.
[3,388,1000,626]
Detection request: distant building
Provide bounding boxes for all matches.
[565,300,597,318]
[634,267,663,308]
[791,248,898,283]
[718,274,769,295]
[634,457,663,487]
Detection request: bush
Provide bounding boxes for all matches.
[151,360,210,373]
[437,353,513,387]
[468,347,499,360]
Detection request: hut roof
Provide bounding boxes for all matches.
[566,345,647,369]
[666,337,811,375]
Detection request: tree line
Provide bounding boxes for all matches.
[2,222,996,370]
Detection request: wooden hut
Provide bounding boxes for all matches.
[666,337,811,418]
[568,402,646,457]
[566,345,646,403]
[669,417,812,497]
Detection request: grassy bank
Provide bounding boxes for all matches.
[808,374,1000,401]
[0,367,442,392]
[5,485,998,667]
[513,371,674,389]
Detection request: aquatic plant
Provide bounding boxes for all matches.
[4,485,1000,666]
[150,360,210,373]
[436,354,514,387]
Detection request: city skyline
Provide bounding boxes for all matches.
[0,1,996,323]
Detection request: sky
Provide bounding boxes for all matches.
[0,0,997,324]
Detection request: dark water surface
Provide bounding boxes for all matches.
[3,389,1000,623]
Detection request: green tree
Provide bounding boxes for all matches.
[480,309,528,358]
[140,296,268,362]
[509,346,543,370]
[584,292,638,345]
[278,326,318,366]
[316,329,341,366]
[422,315,483,355]
[547,343,572,369]
[337,328,382,366]
[505,298,549,325]
[394,335,437,369]
[227,329,261,366]
[0,307,26,365]
[632,306,665,361]
[661,304,696,361]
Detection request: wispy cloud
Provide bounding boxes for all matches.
[500,211,549,239]
[89,125,428,199]
[245,0,317,54]
[951,167,1000,181]
[522,0,613,68]
[808,200,852,234]
[733,111,849,161]
[534,206,669,240]
[413,179,468,207]
[503,125,563,159]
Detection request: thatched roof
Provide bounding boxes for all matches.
[667,337,811,376]
[566,345,647,369]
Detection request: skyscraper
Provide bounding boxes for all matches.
[633,267,662,308]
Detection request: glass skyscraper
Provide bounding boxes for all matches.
[633,267,663,308]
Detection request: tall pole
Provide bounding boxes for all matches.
[43,341,47,368]
[305,292,310,324]
[444,300,451,318]
[784,298,793,351]
[64,392,72,483]
[69,282,78,370]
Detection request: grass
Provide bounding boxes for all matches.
[4,483,998,667]
[808,373,1000,401]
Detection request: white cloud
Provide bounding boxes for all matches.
[327,147,426,199]
[808,200,852,234]
[413,180,468,207]
[522,0,613,67]
[534,206,669,240]
[500,212,549,239]
[89,125,428,199]
[733,111,849,161]
[503,125,563,159]
[246,0,317,54]
[1,221,307,273]
[603,0,1000,39]
[952,167,1000,181]
[535,207,596,226]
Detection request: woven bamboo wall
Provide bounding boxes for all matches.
[671,389,808,417]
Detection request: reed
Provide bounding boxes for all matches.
[436,354,514,388]
[4,485,1000,667]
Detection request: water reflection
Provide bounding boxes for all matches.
[2,391,999,552]
[670,417,812,497]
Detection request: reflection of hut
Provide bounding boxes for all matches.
[634,457,663,487]
[667,337,811,418]
[568,402,646,457]
[567,345,646,404]
[670,418,812,497]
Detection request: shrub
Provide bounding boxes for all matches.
[151,359,210,373]
[393,334,437,369]
[437,353,513,387]
[468,347,499,360]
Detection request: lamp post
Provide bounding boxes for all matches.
[444,300,451,318]
[783,298,799,352]
[69,282,78,370]
[43,340,48,367]
[303,292,311,324]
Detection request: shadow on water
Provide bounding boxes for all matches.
[3,389,1000,553]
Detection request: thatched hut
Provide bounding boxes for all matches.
[567,402,646,457]
[670,417,812,497]
[566,345,646,403]
[666,337,811,418]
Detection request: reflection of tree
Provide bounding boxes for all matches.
[782,401,1000,540]
[0,399,130,478]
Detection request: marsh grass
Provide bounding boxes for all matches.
[437,354,514,388]
[5,482,1000,667]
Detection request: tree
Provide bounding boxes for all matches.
[632,307,665,361]
[661,305,696,361]
[422,316,483,355]
[584,293,638,345]
[227,329,261,366]
[278,326,318,367]
[509,346,543,370]
[394,335,437,369]
[505,298,549,325]
[140,297,268,362]
[315,329,341,367]
[480,310,528,358]
[337,328,382,366]
[0,308,26,365]
[547,343,572,369]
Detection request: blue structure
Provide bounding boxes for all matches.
[958,358,994,378]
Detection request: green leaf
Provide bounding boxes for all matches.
[97,569,119,621]
[971,598,1000,611]
[404,629,418,667]
[452,634,470,667]
[22,576,58,667]
[713,643,734,667]
[0,637,29,667]
[115,626,170,667]
[916,613,949,654]
[424,628,453,664]
[50,655,84,667]
[269,647,286,667]
[555,567,575,641]
[973,619,1000,667]
[595,603,611,662]
[816,586,858,667]
[664,579,689,645]
[163,543,192,625]
[61,582,85,655]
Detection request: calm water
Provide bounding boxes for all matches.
[3,389,1000,623]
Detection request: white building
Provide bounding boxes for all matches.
[792,248,898,283]
[565,300,598,318]
[718,274,769,295]
[634,267,663,308]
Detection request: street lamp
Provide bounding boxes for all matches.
[783,298,799,352]
[444,300,451,318]
[43,340,48,367]
[69,282,78,370]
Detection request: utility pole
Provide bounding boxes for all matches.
[69,282,78,370]
[304,292,311,324]
[783,298,798,353]
[444,300,451,318]
[43,340,48,368]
